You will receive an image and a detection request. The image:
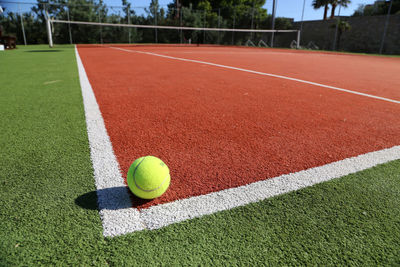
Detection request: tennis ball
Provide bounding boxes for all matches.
[127,156,170,199]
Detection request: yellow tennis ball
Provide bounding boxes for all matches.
[127,156,170,199]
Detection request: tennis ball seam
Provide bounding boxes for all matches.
[133,156,169,192]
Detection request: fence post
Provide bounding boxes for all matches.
[127,6,131,44]
[154,5,158,43]
[332,4,342,51]
[180,8,183,43]
[218,8,220,44]
[98,12,103,44]
[203,10,206,44]
[250,1,255,40]
[232,7,236,45]
[67,7,73,44]
[18,4,27,46]
[299,0,306,47]
[379,0,393,54]
[270,0,277,47]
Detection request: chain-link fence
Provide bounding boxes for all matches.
[0,1,296,47]
[1,0,399,54]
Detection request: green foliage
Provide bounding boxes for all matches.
[331,19,351,50]
[329,0,351,18]
[353,0,400,16]
[0,11,46,44]
[0,0,294,45]
[312,0,330,20]
[312,0,351,20]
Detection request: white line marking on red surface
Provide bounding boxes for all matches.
[75,46,146,236]
[110,46,400,105]
[76,45,400,237]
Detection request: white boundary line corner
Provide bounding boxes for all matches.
[76,45,400,238]
[75,46,145,236]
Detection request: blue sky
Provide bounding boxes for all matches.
[264,0,374,21]
[2,0,375,21]
[124,0,374,21]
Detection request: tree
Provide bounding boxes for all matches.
[331,19,350,49]
[352,0,400,16]
[312,0,330,20]
[329,0,351,19]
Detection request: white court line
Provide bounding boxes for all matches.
[110,46,400,105]
[76,46,400,237]
[75,46,146,236]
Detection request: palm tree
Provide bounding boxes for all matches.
[331,20,351,49]
[329,0,351,19]
[313,0,331,20]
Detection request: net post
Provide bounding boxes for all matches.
[45,9,53,48]
[296,30,301,49]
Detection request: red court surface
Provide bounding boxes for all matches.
[77,45,400,209]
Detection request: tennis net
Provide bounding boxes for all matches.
[47,18,300,49]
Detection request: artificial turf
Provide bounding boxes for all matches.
[0,45,399,266]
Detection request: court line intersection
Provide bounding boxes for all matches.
[76,46,400,237]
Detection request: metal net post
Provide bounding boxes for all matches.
[45,7,53,48]
[296,30,301,49]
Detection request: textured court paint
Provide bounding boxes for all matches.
[77,45,400,211]
[76,45,400,236]
[140,145,400,230]
[111,47,400,105]
[114,46,400,101]
[75,47,145,236]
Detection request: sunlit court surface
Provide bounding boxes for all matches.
[75,44,400,236]
[3,0,400,262]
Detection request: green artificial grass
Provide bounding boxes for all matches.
[0,45,399,266]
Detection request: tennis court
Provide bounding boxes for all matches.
[75,45,400,234]
[3,0,400,262]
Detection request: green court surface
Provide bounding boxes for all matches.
[0,45,399,266]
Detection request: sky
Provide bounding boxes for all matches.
[2,0,375,21]
[264,0,373,21]
[123,0,374,21]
